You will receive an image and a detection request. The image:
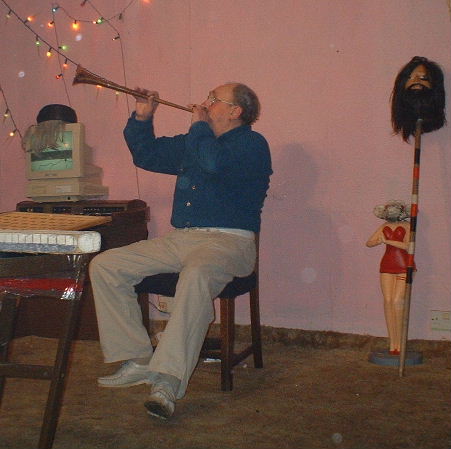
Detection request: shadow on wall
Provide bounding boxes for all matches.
[262,143,342,330]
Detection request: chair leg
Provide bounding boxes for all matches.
[0,294,20,406]
[220,298,235,391]
[249,287,263,369]
[137,293,150,335]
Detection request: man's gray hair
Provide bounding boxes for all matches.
[231,83,261,126]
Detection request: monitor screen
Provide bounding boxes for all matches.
[30,130,74,172]
[26,123,85,180]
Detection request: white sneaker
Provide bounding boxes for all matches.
[144,382,176,419]
[97,360,152,388]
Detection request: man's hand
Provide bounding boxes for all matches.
[190,104,209,124]
[134,88,159,121]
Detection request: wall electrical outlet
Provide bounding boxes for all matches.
[430,310,451,331]
[158,295,173,313]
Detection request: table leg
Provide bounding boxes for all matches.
[0,294,20,405]
[38,298,82,449]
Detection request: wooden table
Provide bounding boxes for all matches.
[0,218,103,449]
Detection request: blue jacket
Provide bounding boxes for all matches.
[124,114,272,232]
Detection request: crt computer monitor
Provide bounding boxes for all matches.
[26,122,86,180]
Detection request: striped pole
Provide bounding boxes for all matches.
[399,118,423,377]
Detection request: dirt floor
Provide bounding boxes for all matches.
[0,333,450,449]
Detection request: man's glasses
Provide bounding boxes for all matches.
[206,94,237,106]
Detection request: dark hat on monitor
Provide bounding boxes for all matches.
[36,104,77,123]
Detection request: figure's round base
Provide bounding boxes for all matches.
[368,350,423,367]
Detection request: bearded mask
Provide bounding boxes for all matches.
[391,56,446,142]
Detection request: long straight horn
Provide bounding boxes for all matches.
[72,65,192,112]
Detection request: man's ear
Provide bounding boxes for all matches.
[230,105,243,120]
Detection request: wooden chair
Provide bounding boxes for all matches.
[134,235,263,391]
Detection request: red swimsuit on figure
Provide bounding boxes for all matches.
[379,226,415,273]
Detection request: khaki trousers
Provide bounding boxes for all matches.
[89,228,256,399]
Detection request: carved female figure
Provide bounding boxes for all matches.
[366,200,415,354]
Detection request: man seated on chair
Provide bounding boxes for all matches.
[89,82,272,419]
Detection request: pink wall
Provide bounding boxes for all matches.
[1,0,450,341]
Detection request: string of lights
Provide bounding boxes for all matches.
[1,0,80,68]
[56,0,138,29]
[0,0,143,140]
[0,83,23,140]
[51,0,136,41]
